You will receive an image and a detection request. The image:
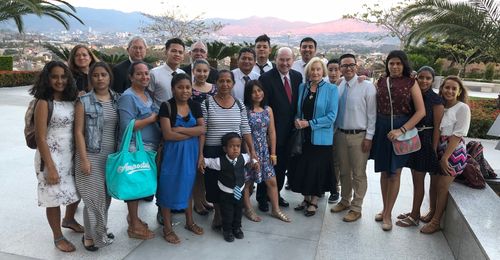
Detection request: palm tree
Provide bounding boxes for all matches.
[0,0,84,33]
[398,0,499,59]
[206,41,241,69]
[42,43,70,61]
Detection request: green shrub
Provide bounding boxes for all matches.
[0,56,13,71]
[468,98,500,139]
[484,63,495,81]
[408,54,430,71]
[0,71,40,88]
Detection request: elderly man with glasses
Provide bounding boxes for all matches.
[181,41,218,84]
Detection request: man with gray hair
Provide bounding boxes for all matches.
[256,47,302,212]
[180,40,218,84]
[112,36,150,93]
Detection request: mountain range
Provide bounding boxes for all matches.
[0,7,384,36]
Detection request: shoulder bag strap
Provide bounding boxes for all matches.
[386,77,393,130]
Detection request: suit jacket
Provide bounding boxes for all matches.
[112,59,152,93]
[112,59,131,94]
[180,64,218,84]
[259,68,303,146]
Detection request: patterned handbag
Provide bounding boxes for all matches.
[386,77,421,155]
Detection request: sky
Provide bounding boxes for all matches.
[67,0,406,23]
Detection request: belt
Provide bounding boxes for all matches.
[338,129,366,135]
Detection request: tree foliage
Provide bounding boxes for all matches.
[343,0,417,49]
[206,41,240,69]
[0,0,84,33]
[139,6,224,42]
[398,0,500,60]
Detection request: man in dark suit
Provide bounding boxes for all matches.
[112,36,150,93]
[257,47,303,212]
[180,41,218,84]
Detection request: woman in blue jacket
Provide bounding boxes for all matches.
[289,57,339,217]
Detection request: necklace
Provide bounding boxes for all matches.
[308,91,316,100]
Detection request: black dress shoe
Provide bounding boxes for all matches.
[278,197,289,207]
[258,200,269,212]
[82,236,98,252]
[233,228,244,239]
[107,232,115,239]
[285,182,291,190]
[223,231,234,242]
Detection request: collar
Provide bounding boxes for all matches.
[344,75,359,87]
[306,79,326,89]
[225,154,238,164]
[279,71,290,79]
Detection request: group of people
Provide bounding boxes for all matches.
[30,34,471,252]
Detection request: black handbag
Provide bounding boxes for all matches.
[290,128,304,157]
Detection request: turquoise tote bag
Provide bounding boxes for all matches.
[106,120,157,200]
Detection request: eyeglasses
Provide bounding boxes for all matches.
[192,48,206,53]
[340,63,356,69]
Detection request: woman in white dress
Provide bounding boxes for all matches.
[31,61,81,252]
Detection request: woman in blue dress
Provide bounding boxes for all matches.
[158,73,205,244]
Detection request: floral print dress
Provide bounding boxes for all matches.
[35,101,80,207]
[246,106,275,183]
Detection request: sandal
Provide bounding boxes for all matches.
[203,203,214,211]
[396,215,419,227]
[61,219,84,233]
[420,211,434,223]
[126,215,148,227]
[420,221,441,234]
[374,213,383,222]
[82,236,98,252]
[127,226,155,240]
[193,206,209,216]
[244,208,262,222]
[294,200,310,211]
[185,223,204,235]
[397,212,411,220]
[54,236,75,252]
[271,210,291,222]
[304,203,318,217]
[163,229,181,244]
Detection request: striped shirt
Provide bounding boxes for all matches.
[202,96,251,146]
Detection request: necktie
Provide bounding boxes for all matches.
[283,76,292,104]
[171,71,177,77]
[243,75,250,86]
[258,64,267,75]
[338,82,349,128]
[234,185,242,200]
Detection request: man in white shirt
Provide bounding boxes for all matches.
[149,38,186,107]
[291,37,317,83]
[252,34,275,75]
[232,47,259,100]
[330,54,377,222]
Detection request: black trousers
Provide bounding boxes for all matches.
[219,191,243,232]
[257,145,288,202]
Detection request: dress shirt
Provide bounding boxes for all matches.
[292,59,307,83]
[252,60,273,75]
[148,64,185,107]
[231,68,260,101]
[204,154,251,193]
[336,75,377,140]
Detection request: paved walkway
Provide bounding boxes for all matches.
[0,86,495,260]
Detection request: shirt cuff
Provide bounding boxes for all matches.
[365,133,374,140]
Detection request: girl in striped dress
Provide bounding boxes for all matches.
[421,76,470,234]
[75,62,120,250]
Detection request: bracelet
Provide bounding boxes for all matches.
[270,155,277,160]
[401,126,407,133]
